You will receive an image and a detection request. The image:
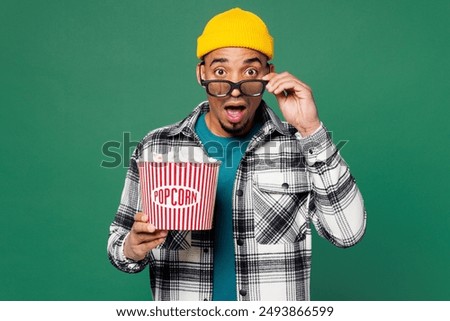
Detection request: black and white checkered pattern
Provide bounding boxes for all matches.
[108,101,366,301]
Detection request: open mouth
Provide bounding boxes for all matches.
[224,105,246,123]
[225,105,246,111]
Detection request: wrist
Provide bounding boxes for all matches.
[296,121,321,137]
[122,234,139,261]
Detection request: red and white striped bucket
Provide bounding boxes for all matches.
[138,162,220,230]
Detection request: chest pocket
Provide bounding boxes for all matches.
[252,170,310,244]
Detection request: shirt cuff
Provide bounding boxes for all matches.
[118,232,132,262]
[295,123,337,166]
[295,122,323,139]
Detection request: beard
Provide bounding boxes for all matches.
[219,118,251,136]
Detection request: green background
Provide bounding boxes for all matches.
[1,0,449,301]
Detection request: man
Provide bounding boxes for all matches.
[108,7,366,301]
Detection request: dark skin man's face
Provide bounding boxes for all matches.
[198,47,272,137]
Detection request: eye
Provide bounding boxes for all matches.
[245,68,258,77]
[214,68,226,77]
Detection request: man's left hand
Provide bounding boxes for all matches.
[263,72,321,137]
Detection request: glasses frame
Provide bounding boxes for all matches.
[200,78,269,98]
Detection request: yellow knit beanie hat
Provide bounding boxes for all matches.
[197,8,274,60]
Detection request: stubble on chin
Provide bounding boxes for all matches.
[219,118,250,136]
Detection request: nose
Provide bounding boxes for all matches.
[230,86,242,97]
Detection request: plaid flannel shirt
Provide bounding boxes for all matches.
[108,101,366,301]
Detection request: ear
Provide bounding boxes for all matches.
[196,62,205,85]
[268,63,275,73]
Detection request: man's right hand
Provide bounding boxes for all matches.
[123,212,168,261]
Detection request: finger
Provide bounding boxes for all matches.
[134,223,169,237]
[276,74,311,89]
[264,71,291,82]
[134,212,149,223]
[127,236,167,260]
[130,228,168,244]
[137,237,167,253]
[264,72,312,93]
[265,73,298,93]
[271,77,313,97]
[139,231,168,244]
[270,79,306,96]
[262,72,278,81]
[263,72,289,90]
[131,221,156,234]
[134,212,160,233]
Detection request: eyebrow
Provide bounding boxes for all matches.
[244,57,263,65]
[209,57,263,67]
[209,58,228,67]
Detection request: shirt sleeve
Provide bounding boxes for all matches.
[296,124,367,248]
[107,155,150,273]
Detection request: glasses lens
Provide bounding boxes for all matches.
[241,81,265,96]
[207,82,231,97]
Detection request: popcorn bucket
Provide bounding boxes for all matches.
[138,162,220,230]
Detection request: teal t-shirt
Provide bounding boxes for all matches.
[194,113,261,300]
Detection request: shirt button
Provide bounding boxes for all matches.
[308,148,314,154]
[237,239,244,246]
[239,289,247,296]
[203,248,209,253]
[281,183,289,189]
[236,189,244,196]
